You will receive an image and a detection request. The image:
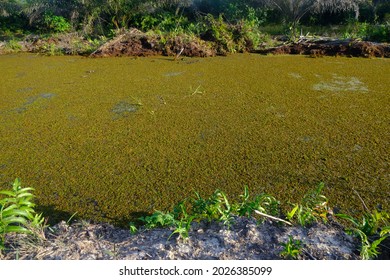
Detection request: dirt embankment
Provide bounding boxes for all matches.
[90,30,390,58]
[256,39,390,58]
[90,29,216,58]
[1,29,389,58]
[1,216,365,260]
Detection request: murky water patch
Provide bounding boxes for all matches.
[16,87,34,93]
[164,71,184,77]
[12,93,56,113]
[288,72,302,79]
[313,75,368,92]
[112,101,142,118]
[15,72,26,78]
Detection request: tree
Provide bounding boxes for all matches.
[258,0,366,39]
[0,0,24,17]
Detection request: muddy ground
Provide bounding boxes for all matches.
[2,215,386,260]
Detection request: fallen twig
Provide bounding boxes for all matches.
[353,188,370,212]
[174,47,184,61]
[254,210,293,226]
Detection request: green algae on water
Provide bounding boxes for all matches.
[0,54,389,225]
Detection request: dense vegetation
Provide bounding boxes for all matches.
[1,0,389,44]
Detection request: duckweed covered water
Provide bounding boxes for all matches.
[0,54,389,225]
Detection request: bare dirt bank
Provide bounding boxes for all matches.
[256,39,390,58]
[1,216,366,260]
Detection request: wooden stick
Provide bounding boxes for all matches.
[254,210,293,226]
[174,47,184,61]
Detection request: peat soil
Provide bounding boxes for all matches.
[1,216,384,260]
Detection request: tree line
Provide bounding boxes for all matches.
[1,0,389,35]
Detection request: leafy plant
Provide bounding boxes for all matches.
[129,222,138,234]
[337,210,389,236]
[286,182,330,227]
[280,236,302,259]
[191,189,234,227]
[336,210,389,259]
[0,178,44,250]
[138,210,175,229]
[235,186,280,219]
[43,13,71,33]
[4,39,22,52]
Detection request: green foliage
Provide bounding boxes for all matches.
[280,236,302,259]
[336,210,389,236]
[191,189,233,226]
[138,210,175,229]
[366,23,390,42]
[40,42,58,56]
[286,182,330,227]
[4,38,22,52]
[340,19,390,42]
[129,222,138,234]
[336,210,389,259]
[137,187,280,240]
[135,12,190,34]
[43,13,71,33]
[0,178,44,250]
[342,21,370,40]
[235,186,280,218]
[201,14,236,54]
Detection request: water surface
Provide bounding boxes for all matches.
[0,54,388,224]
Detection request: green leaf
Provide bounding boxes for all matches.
[287,204,299,221]
[0,190,16,197]
[380,226,390,237]
[1,216,29,225]
[4,225,31,234]
[335,213,360,227]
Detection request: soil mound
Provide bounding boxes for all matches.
[90,29,215,58]
[1,216,364,260]
[258,39,390,58]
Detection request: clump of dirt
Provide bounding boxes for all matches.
[258,39,390,58]
[1,216,365,260]
[90,29,215,58]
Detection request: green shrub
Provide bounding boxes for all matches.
[43,14,71,33]
[367,23,390,42]
[4,39,22,52]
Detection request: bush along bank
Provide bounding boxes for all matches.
[0,179,389,260]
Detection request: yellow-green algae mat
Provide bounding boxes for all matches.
[0,53,389,225]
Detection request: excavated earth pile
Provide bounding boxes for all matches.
[257,39,390,58]
[90,29,215,58]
